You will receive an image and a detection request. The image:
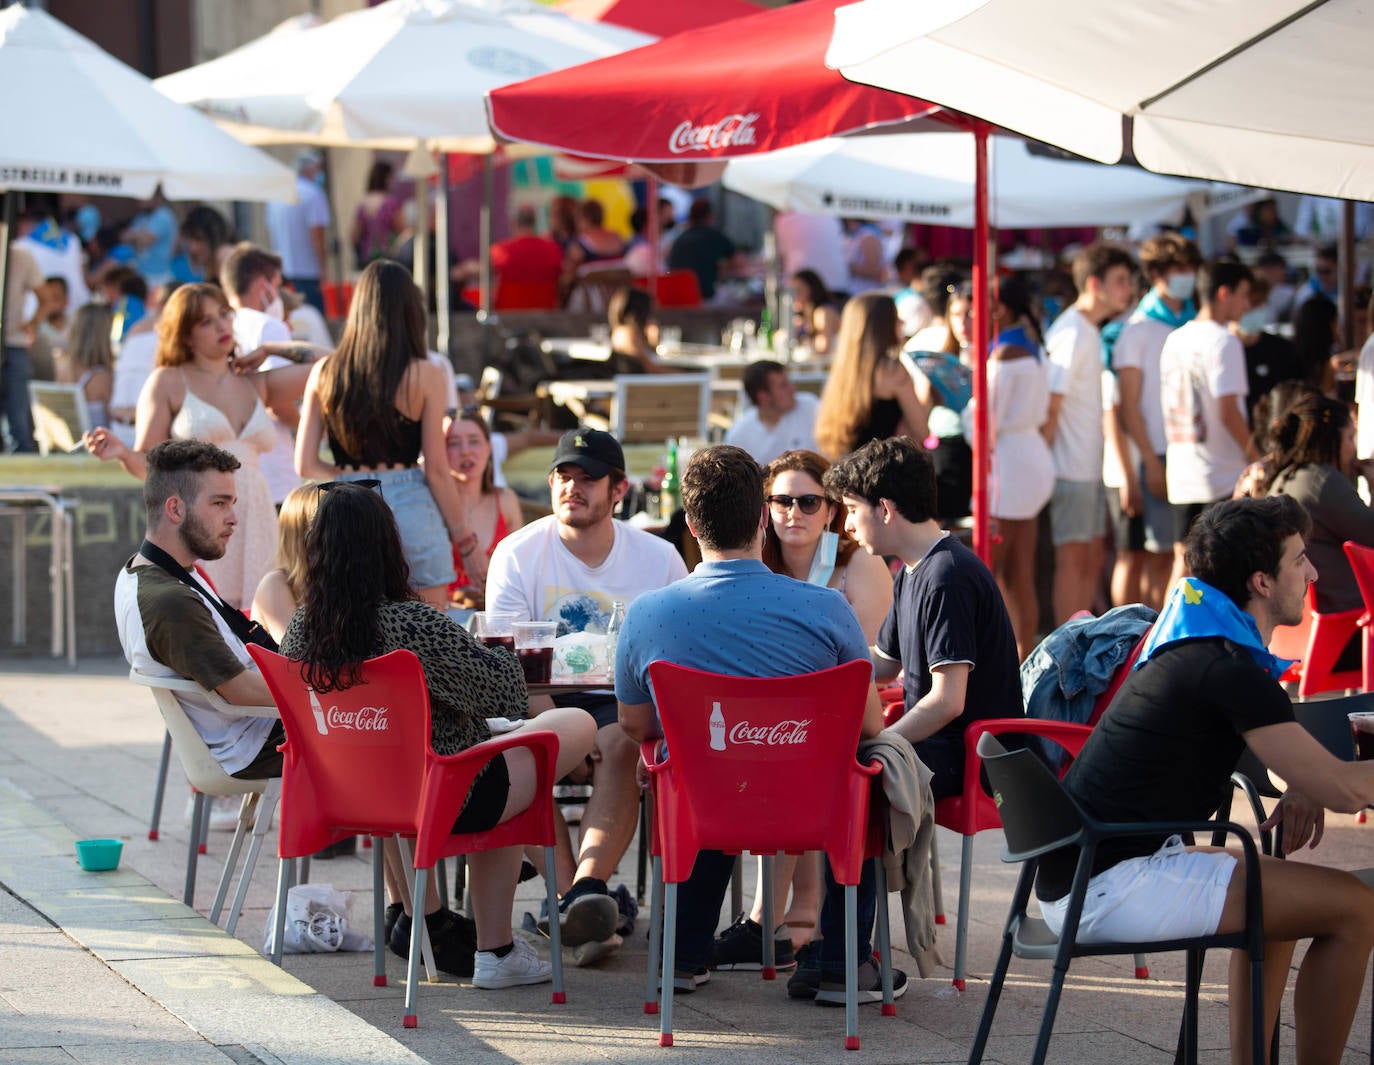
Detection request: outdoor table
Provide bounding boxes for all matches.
[539,379,618,423]
[527,681,615,697]
[0,485,76,666]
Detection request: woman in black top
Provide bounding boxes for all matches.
[297,260,478,605]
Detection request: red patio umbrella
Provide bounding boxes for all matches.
[488,0,938,163]
[486,0,998,562]
[555,0,763,37]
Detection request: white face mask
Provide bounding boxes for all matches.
[1166,272,1196,302]
[1237,308,1268,335]
[264,286,285,322]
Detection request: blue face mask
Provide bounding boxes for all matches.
[1166,272,1196,302]
[1237,308,1267,335]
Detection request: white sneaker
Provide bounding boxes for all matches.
[472,938,552,989]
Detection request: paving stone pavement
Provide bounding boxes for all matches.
[2,654,1373,1064]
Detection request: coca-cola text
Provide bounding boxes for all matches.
[323,705,391,732]
[726,719,811,747]
[668,113,760,154]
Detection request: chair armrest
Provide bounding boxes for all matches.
[640,739,669,774]
[130,668,278,719]
[1093,817,1262,873]
[965,717,1094,757]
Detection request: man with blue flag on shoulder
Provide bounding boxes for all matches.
[1035,495,1374,1064]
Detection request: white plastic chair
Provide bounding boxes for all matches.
[129,669,280,934]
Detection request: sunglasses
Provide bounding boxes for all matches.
[766,493,825,515]
[317,478,382,497]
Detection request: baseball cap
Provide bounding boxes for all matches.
[549,428,625,480]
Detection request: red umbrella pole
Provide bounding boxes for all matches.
[971,121,992,565]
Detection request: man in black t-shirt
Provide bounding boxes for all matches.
[825,437,1022,800]
[1037,495,1374,1064]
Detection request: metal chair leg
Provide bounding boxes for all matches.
[148,731,171,840]
[659,881,678,1046]
[225,783,280,937]
[209,793,256,925]
[269,856,290,966]
[403,866,429,1029]
[929,828,945,923]
[184,791,204,905]
[372,837,387,987]
[844,882,859,1050]
[761,852,776,979]
[644,854,663,1014]
[953,833,974,990]
[545,844,565,1004]
[730,853,743,920]
[874,858,895,1016]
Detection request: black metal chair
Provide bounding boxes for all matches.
[968,732,1266,1065]
[1292,693,1374,1065]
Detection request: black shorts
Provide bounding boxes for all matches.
[452,752,510,834]
[1107,486,1146,553]
[231,721,286,780]
[1171,500,1219,545]
[555,692,619,730]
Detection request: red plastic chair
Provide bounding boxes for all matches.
[248,647,566,1028]
[641,659,885,1051]
[633,270,703,307]
[1086,629,1150,728]
[1281,585,1363,697]
[1343,540,1374,694]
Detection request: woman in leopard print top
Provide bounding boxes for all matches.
[281,482,595,972]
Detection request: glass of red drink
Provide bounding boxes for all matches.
[1350,712,1374,761]
[513,621,557,684]
[473,611,517,655]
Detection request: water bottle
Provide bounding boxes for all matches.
[605,599,626,680]
[660,438,679,518]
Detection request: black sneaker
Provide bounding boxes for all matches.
[537,876,619,947]
[710,915,796,971]
[383,901,403,944]
[787,942,821,999]
[815,955,909,1006]
[388,907,477,978]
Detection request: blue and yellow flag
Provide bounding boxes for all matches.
[1135,577,1295,680]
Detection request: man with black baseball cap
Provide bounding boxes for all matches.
[487,427,688,965]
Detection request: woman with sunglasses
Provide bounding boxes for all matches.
[281,482,596,985]
[296,259,477,609]
[711,449,894,971]
[445,411,524,602]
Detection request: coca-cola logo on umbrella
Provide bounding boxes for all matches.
[669,113,761,155]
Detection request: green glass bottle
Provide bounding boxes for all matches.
[660,438,679,518]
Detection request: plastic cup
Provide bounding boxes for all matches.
[1350,712,1374,760]
[473,611,517,655]
[75,838,123,872]
[513,621,558,684]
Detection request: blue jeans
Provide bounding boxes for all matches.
[287,277,324,314]
[1,345,35,453]
[672,849,876,972]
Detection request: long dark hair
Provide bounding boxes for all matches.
[1293,295,1337,387]
[1266,391,1351,487]
[290,484,416,692]
[760,450,859,577]
[317,260,427,465]
[792,269,832,311]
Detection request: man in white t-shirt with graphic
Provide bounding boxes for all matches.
[724,360,820,466]
[1042,243,1137,623]
[487,428,688,966]
[1160,259,1258,591]
[1109,234,1202,609]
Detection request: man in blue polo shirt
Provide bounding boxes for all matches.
[616,444,904,1005]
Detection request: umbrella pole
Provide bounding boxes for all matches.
[646,174,660,297]
[478,154,494,322]
[1341,200,1356,351]
[0,193,12,387]
[436,152,451,357]
[971,122,992,565]
[413,164,430,303]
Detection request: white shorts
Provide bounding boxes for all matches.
[1040,836,1237,944]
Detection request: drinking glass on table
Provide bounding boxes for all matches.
[473,611,516,654]
[1350,711,1374,761]
[513,620,557,684]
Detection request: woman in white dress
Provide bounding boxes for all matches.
[85,283,312,607]
[963,282,1054,660]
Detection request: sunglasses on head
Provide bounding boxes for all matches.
[766,493,825,515]
[317,478,382,497]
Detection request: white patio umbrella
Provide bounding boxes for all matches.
[155,0,653,153]
[825,0,1374,201]
[722,132,1230,229]
[0,5,295,201]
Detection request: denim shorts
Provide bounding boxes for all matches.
[337,467,455,589]
[1040,836,1236,944]
[1050,478,1106,546]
